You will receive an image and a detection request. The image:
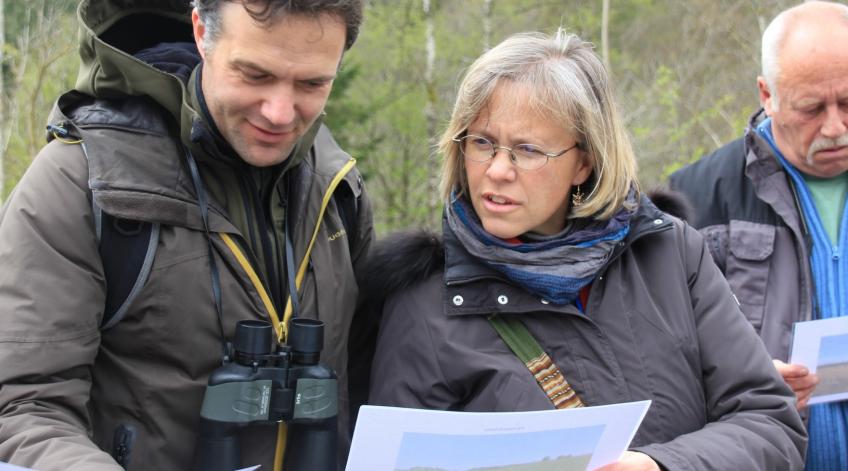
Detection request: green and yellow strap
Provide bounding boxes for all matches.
[488,314,584,409]
[280,157,357,343]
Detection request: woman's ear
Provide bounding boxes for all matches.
[571,150,594,186]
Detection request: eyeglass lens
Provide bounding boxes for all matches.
[461,135,550,170]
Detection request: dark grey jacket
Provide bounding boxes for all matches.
[364,198,805,470]
[669,109,813,361]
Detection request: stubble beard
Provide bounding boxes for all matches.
[227,121,297,167]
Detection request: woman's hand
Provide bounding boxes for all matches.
[595,451,661,470]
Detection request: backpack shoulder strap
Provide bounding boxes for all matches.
[91,184,160,330]
[49,98,165,330]
[333,182,359,247]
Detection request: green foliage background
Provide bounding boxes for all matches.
[1,0,801,233]
[1,0,78,200]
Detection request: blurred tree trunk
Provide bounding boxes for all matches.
[1,1,76,200]
[601,0,610,70]
[423,0,439,215]
[483,0,493,51]
[0,0,5,202]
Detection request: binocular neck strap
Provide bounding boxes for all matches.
[284,223,301,322]
[184,146,229,359]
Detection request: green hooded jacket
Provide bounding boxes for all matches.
[0,1,374,469]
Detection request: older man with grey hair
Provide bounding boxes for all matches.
[670,1,848,469]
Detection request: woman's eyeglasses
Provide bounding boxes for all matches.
[453,134,580,171]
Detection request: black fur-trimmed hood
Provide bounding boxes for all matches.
[646,186,693,224]
[348,228,444,424]
[357,229,445,310]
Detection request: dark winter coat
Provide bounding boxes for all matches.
[669,109,813,362]
[357,196,806,471]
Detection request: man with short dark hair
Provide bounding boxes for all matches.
[0,1,373,469]
[670,2,848,469]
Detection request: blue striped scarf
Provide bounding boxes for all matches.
[445,190,635,305]
[758,119,848,471]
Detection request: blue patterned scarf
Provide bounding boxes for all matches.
[446,189,637,305]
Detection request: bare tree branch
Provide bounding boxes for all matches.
[0,0,5,201]
[601,0,610,71]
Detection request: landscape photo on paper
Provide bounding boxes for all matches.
[393,424,605,471]
[812,332,848,398]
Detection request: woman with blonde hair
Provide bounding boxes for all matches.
[359,29,805,470]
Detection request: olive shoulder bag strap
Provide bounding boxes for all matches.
[487,314,585,409]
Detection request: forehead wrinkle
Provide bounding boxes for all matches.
[473,83,549,144]
[216,7,344,62]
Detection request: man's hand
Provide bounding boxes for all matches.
[595,451,661,470]
[773,359,819,410]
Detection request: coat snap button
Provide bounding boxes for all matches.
[452,295,464,306]
[653,218,663,225]
[497,295,509,305]
[541,299,550,305]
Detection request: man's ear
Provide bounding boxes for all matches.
[758,76,776,116]
[191,9,206,60]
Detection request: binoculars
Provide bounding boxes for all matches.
[193,319,338,471]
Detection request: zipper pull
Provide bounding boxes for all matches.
[111,423,138,469]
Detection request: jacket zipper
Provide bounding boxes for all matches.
[784,167,820,319]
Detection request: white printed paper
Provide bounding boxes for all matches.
[0,462,33,471]
[790,316,848,405]
[346,400,651,471]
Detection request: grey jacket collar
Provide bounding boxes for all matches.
[743,109,809,252]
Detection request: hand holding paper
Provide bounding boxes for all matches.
[772,359,819,409]
[789,317,848,406]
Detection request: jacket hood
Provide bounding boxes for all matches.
[71,0,317,170]
[61,0,326,232]
[75,0,194,122]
